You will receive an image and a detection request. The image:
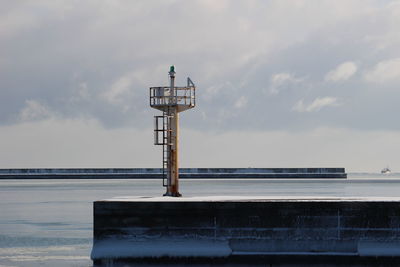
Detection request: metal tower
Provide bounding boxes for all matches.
[150,66,196,197]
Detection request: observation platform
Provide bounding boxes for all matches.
[91,196,400,266]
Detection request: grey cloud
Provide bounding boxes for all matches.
[1,1,400,131]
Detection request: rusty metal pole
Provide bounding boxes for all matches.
[168,109,180,196]
[164,68,181,197]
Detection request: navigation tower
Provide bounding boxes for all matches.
[150,66,196,197]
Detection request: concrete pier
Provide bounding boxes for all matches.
[91,196,400,266]
[0,167,346,179]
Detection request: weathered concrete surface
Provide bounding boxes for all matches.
[91,196,400,266]
[0,168,346,179]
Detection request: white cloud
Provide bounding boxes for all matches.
[203,82,234,101]
[19,100,52,121]
[100,72,138,113]
[364,58,400,83]
[70,82,91,103]
[101,75,132,105]
[293,97,340,112]
[204,84,223,101]
[234,96,248,109]
[325,61,357,82]
[269,72,303,94]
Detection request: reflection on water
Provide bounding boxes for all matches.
[1,174,400,266]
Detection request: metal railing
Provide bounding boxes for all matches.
[150,86,195,107]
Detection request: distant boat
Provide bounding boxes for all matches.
[381,167,391,174]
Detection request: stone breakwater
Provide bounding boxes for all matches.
[0,168,346,179]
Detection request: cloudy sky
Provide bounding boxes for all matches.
[1,0,400,172]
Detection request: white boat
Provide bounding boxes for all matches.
[381,167,391,174]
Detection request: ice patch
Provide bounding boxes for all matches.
[91,239,231,259]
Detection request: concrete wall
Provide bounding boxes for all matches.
[91,197,400,265]
[0,168,346,179]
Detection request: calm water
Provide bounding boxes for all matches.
[1,174,400,267]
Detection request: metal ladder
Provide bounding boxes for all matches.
[154,111,171,187]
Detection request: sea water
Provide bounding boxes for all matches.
[1,174,400,267]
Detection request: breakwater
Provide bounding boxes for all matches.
[0,168,346,179]
[91,196,400,266]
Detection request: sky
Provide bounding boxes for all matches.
[1,0,400,172]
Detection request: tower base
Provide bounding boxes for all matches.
[163,191,182,197]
